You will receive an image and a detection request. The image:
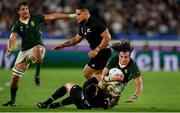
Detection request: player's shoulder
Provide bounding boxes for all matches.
[129,58,138,67]
[12,20,20,28]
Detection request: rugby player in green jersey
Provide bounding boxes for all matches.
[99,40,143,105]
[3,1,76,106]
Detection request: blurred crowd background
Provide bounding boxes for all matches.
[0,0,179,40]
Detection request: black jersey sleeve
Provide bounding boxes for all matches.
[78,24,83,36]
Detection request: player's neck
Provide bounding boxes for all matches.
[20,14,30,21]
[85,15,90,23]
[19,15,31,24]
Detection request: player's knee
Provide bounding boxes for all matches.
[64,83,74,92]
[33,46,44,63]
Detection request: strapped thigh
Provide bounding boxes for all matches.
[12,67,25,77]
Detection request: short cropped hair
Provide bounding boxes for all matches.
[76,6,89,12]
[111,40,134,53]
[16,1,29,11]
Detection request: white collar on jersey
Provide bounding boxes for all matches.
[119,62,127,68]
[20,18,30,25]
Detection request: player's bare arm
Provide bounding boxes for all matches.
[52,34,83,50]
[88,29,111,58]
[44,13,76,21]
[134,76,143,97]
[126,76,143,103]
[98,67,109,89]
[5,32,17,57]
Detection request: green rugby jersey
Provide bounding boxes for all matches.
[12,14,44,51]
[106,54,141,84]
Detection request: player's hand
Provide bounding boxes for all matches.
[34,76,40,86]
[98,81,107,89]
[52,44,64,50]
[103,76,111,83]
[88,49,98,58]
[5,49,11,57]
[126,95,138,103]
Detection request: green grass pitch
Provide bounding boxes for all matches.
[0,68,180,112]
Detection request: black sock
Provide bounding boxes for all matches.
[35,63,41,76]
[54,97,73,108]
[44,86,67,105]
[10,87,18,102]
[61,96,73,106]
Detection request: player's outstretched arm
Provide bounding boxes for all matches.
[52,34,83,50]
[126,76,143,103]
[5,32,17,57]
[44,13,76,21]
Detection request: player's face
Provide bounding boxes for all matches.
[119,51,131,66]
[75,10,87,24]
[18,5,30,19]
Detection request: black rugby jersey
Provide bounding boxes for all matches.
[78,16,107,49]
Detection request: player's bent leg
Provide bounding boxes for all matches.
[32,45,45,86]
[37,83,73,108]
[83,65,95,79]
[64,83,75,93]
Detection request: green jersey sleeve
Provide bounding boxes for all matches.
[130,62,141,79]
[11,23,19,33]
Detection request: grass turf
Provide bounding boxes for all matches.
[0,68,180,112]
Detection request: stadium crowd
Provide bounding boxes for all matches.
[0,0,179,39]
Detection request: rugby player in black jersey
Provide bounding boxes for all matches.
[37,77,116,109]
[53,7,111,81]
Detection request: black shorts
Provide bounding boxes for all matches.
[88,48,111,70]
[70,85,91,109]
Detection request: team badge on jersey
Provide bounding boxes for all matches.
[124,69,128,74]
[30,21,35,27]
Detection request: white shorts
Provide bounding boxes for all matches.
[14,45,46,66]
[13,45,45,77]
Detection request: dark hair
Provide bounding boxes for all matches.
[111,40,134,53]
[16,1,29,11]
[83,84,97,98]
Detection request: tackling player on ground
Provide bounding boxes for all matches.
[37,77,117,109]
[3,0,76,106]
